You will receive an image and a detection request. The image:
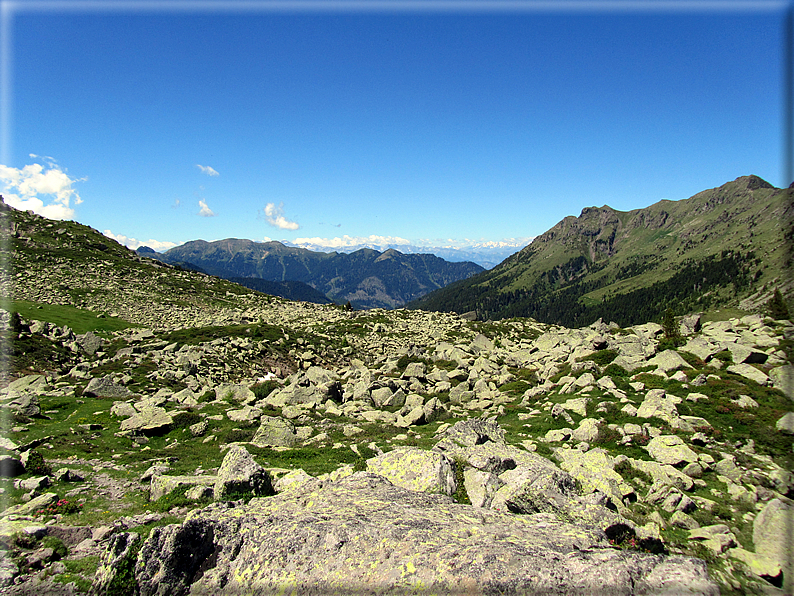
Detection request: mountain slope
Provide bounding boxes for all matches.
[409,175,793,326]
[161,240,484,309]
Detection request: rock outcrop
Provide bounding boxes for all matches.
[135,472,719,596]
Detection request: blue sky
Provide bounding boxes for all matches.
[0,1,790,255]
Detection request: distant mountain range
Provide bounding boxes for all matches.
[142,240,484,309]
[284,239,532,270]
[408,175,793,327]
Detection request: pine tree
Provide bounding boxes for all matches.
[661,308,682,348]
[768,288,790,320]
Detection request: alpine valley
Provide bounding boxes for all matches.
[0,175,792,596]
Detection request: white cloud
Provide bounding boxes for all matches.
[198,199,216,217]
[293,234,411,249]
[196,164,219,176]
[103,230,177,252]
[0,160,85,220]
[263,202,299,230]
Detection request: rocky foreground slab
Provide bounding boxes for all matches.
[130,471,718,596]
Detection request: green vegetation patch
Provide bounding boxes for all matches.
[0,298,132,335]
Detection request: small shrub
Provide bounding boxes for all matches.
[219,428,256,444]
[712,503,733,521]
[580,349,618,366]
[41,536,68,560]
[170,410,202,429]
[593,426,622,446]
[767,288,790,320]
[452,458,470,505]
[12,532,38,549]
[712,350,733,363]
[614,460,653,484]
[498,380,531,395]
[252,380,280,400]
[151,485,195,512]
[25,450,52,476]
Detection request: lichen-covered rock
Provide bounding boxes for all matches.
[214,382,255,404]
[726,363,770,385]
[83,375,132,398]
[752,498,794,576]
[134,473,719,596]
[213,444,273,500]
[434,417,506,450]
[775,412,794,434]
[555,448,628,507]
[150,475,217,502]
[463,467,503,508]
[646,435,699,467]
[572,418,600,442]
[89,531,139,596]
[769,364,794,399]
[119,406,173,435]
[273,468,314,493]
[366,447,456,495]
[251,415,298,448]
[636,389,680,424]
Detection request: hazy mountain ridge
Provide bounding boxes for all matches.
[409,176,793,326]
[285,240,531,269]
[160,239,485,309]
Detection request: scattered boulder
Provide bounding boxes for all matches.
[726,364,770,386]
[769,364,793,399]
[5,393,40,417]
[251,416,298,448]
[775,412,794,434]
[752,498,794,577]
[646,435,699,467]
[636,389,679,424]
[214,445,273,500]
[214,383,255,404]
[120,406,173,435]
[83,375,132,398]
[150,475,217,502]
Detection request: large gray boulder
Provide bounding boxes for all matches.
[119,406,173,435]
[4,393,40,417]
[213,445,273,500]
[752,498,794,577]
[83,375,132,398]
[646,435,699,467]
[6,374,49,395]
[76,331,103,355]
[769,364,794,399]
[636,389,680,425]
[252,416,299,448]
[134,472,719,596]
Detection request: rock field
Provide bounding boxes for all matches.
[0,203,792,595]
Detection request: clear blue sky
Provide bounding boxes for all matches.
[0,1,790,252]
